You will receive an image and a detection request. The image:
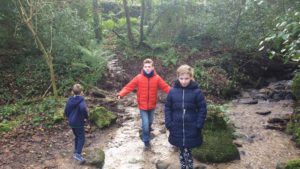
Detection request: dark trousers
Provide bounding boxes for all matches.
[72,127,85,154]
[179,147,193,169]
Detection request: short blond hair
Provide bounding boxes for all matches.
[143,58,154,66]
[177,64,194,79]
[72,84,83,95]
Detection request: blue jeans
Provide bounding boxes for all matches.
[140,109,155,142]
[72,127,85,154]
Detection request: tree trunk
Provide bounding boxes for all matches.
[15,0,58,98]
[122,0,134,44]
[139,0,145,46]
[231,1,244,48]
[93,0,101,43]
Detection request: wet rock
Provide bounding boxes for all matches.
[156,160,170,169]
[238,98,258,104]
[89,107,117,129]
[194,163,207,169]
[85,148,105,168]
[90,90,106,98]
[256,111,271,115]
[233,132,248,140]
[233,140,243,147]
[264,124,286,131]
[276,162,287,169]
[268,117,289,124]
[159,128,167,134]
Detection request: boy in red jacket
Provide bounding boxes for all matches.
[117,58,170,150]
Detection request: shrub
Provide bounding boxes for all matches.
[292,73,300,100]
[285,159,300,169]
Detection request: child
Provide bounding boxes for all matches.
[164,65,207,169]
[117,58,170,150]
[64,84,89,164]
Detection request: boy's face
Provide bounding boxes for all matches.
[178,73,192,87]
[143,63,154,74]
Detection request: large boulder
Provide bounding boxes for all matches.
[89,107,117,129]
[192,105,240,163]
[85,148,105,168]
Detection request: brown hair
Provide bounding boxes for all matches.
[72,84,83,95]
[143,58,154,66]
[176,64,194,80]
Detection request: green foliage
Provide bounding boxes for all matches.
[192,104,239,163]
[292,73,300,100]
[0,120,20,134]
[259,9,300,63]
[89,106,117,128]
[159,47,178,66]
[194,58,238,98]
[148,0,281,50]
[286,102,300,147]
[0,97,65,132]
[0,97,65,130]
[285,159,300,169]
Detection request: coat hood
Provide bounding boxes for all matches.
[65,95,84,110]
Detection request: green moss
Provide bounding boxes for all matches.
[0,120,19,134]
[292,73,300,100]
[285,159,300,169]
[52,108,65,123]
[85,148,105,168]
[89,107,117,128]
[193,126,240,163]
[286,102,300,147]
[193,105,240,163]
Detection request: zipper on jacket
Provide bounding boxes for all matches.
[182,89,186,147]
[147,78,150,110]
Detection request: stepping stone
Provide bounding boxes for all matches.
[256,111,271,115]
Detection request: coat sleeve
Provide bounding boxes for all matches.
[164,90,173,129]
[158,76,171,94]
[81,100,89,119]
[196,89,207,129]
[118,75,139,97]
[64,99,70,118]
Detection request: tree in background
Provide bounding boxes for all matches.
[122,0,135,44]
[93,0,102,43]
[14,0,58,98]
[139,0,145,46]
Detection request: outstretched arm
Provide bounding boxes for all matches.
[118,76,139,97]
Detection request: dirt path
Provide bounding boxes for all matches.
[101,96,300,169]
[213,99,300,169]
[1,96,299,169]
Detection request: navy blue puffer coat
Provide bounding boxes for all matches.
[165,80,207,148]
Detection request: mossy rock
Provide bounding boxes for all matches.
[292,73,300,100]
[85,148,105,168]
[193,129,240,163]
[89,107,117,128]
[192,116,239,163]
[285,159,300,169]
[52,108,64,123]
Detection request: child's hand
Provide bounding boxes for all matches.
[117,95,121,100]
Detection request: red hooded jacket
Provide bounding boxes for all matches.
[118,70,170,110]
